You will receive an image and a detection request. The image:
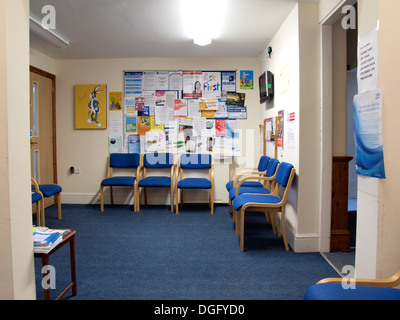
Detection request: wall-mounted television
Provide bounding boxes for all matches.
[259,71,274,103]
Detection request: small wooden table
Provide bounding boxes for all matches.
[35,230,77,300]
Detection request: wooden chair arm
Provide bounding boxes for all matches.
[317,267,400,288]
[230,167,258,180]
[233,171,263,187]
[31,177,40,192]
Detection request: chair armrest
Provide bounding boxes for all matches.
[232,171,263,187]
[230,167,258,180]
[31,177,40,192]
[317,267,400,288]
[235,174,280,197]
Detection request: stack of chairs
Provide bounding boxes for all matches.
[227,157,295,252]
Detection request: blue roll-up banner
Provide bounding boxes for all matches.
[353,88,386,179]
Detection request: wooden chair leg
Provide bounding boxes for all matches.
[281,208,289,251]
[100,185,104,212]
[235,210,239,235]
[180,189,183,208]
[56,193,62,220]
[239,210,245,252]
[210,188,214,215]
[170,185,174,213]
[35,203,41,226]
[175,188,179,214]
[267,212,277,235]
[41,200,45,227]
[110,186,114,205]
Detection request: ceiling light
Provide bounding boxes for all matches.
[29,15,70,49]
[181,0,227,46]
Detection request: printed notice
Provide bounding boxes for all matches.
[353,88,385,179]
[358,26,379,93]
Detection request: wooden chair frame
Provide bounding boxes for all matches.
[137,153,175,212]
[232,172,279,233]
[230,162,280,216]
[317,267,400,288]
[235,167,295,252]
[100,154,141,212]
[32,177,45,226]
[227,160,269,213]
[175,154,214,215]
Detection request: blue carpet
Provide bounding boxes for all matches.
[34,204,338,300]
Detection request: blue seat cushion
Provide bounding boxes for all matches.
[32,192,42,203]
[229,186,270,200]
[225,180,263,192]
[39,184,62,197]
[178,178,212,189]
[233,194,281,211]
[101,176,136,187]
[139,176,171,187]
[304,283,400,300]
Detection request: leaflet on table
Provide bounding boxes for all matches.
[33,227,72,253]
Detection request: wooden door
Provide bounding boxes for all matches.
[30,66,57,209]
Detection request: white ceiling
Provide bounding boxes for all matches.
[30,0,318,60]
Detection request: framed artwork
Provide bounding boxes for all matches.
[75,84,107,129]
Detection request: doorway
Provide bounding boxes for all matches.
[30,66,58,210]
[320,1,358,274]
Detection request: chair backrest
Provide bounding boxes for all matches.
[275,162,294,187]
[180,154,212,169]
[257,156,270,172]
[143,153,174,168]
[266,158,279,177]
[110,153,140,168]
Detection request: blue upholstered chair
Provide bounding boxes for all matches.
[39,183,62,224]
[233,162,295,252]
[100,153,141,212]
[304,267,400,300]
[31,177,44,226]
[229,158,280,234]
[225,156,270,192]
[229,158,279,202]
[175,153,214,215]
[138,153,175,212]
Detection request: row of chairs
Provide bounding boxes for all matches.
[31,177,62,226]
[226,156,296,252]
[100,153,215,214]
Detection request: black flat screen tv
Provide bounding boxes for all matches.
[259,71,274,103]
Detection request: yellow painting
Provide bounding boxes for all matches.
[75,85,107,129]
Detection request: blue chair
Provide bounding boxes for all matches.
[229,158,279,202]
[100,153,141,212]
[138,153,175,212]
[39,183,62,224]
[31,177,44,226]
[229,158,280,234]
[175,153,214,215]
[233,162,295,252]
[225,156,270,192]
[304,267,400,300]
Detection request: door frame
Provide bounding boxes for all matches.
[29,65,58,185]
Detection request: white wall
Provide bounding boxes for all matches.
[0,0,36,300]
[40,57,260,207]
[260,2,321,252]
